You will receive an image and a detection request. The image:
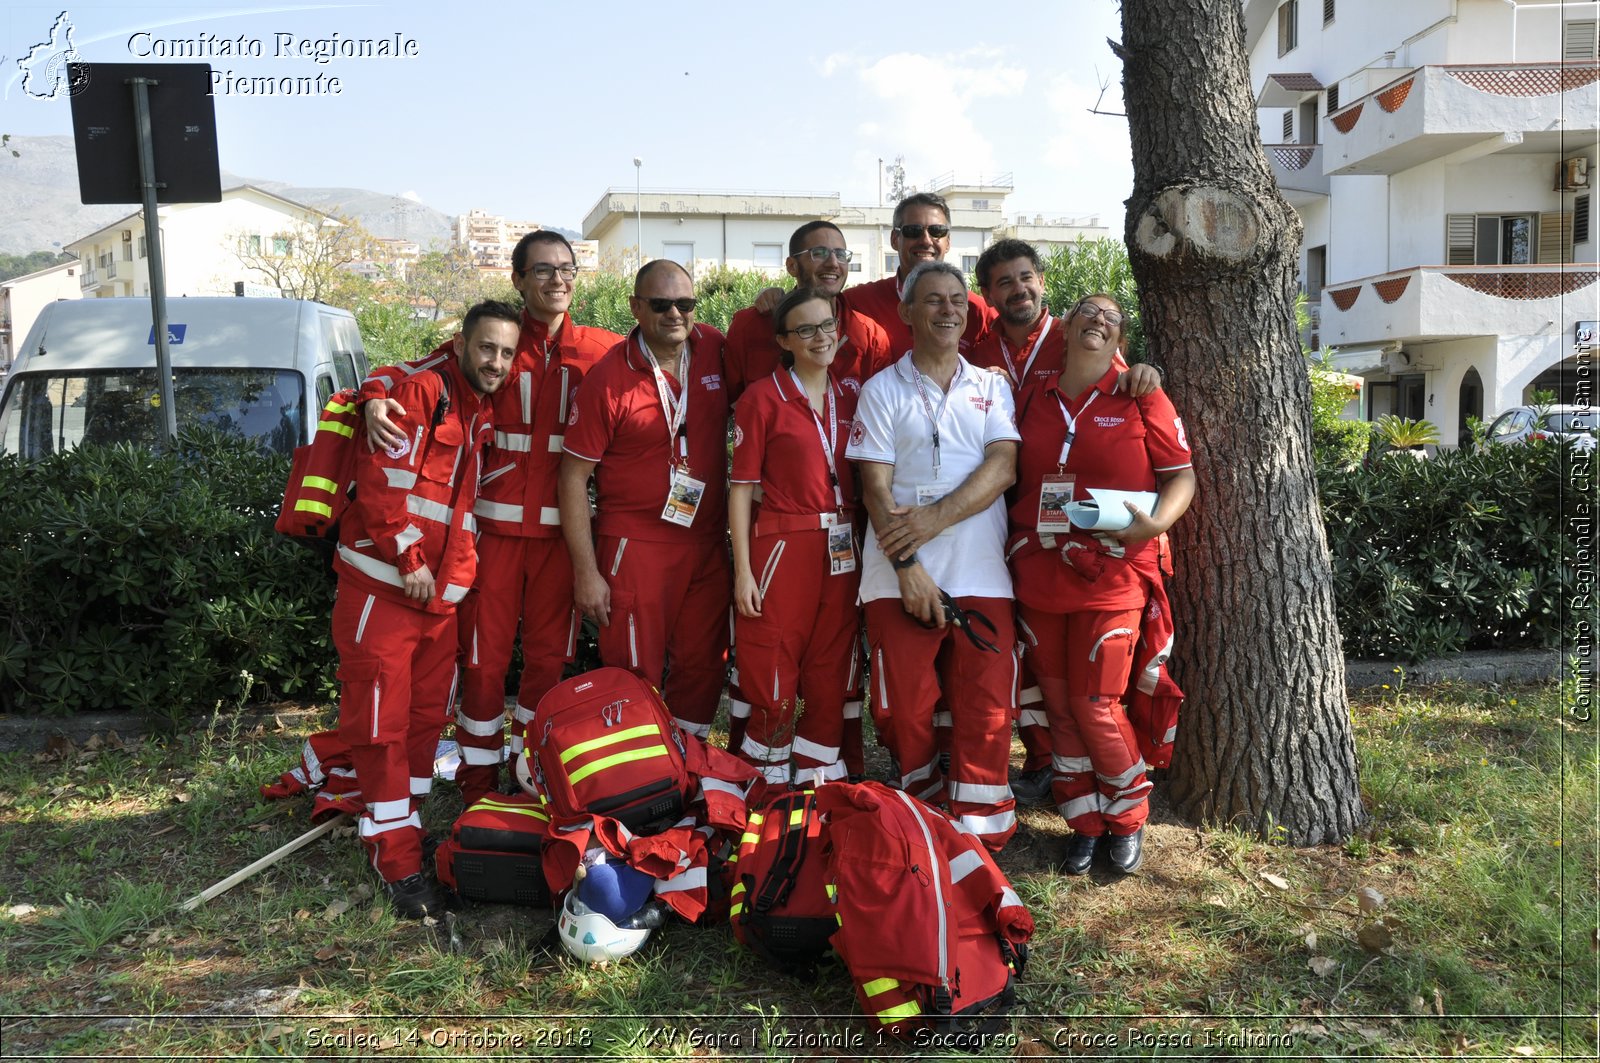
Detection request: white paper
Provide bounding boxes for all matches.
[1065,489,1160,532]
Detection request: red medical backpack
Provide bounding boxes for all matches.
[727,788,835,970]
[434,792,552,906]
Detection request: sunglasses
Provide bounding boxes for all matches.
[898,223,950,240]
[641,297,697,314]
[795,247,854,263]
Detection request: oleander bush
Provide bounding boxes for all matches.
[0,429,336,723]
[1319,437,1575,661]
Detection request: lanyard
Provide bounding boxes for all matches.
[789,370,844,512]
[997,313,1052,386]
[637,333,690,479]
[910,362,953,480]
[1052,390,1099,471]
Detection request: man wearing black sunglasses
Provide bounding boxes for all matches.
[724,221,892,402]
[356,231,621,806]
[841,192,997,359]
[558,260,733,741]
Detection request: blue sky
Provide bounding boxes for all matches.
[0,1,1135,232]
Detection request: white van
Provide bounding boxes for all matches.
[0,297,369,459]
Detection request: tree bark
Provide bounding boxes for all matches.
[1119,0,1367,845]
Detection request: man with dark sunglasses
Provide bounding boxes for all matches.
[841,192,997,358]
[357,232,620,806]
[724,221,892,402]
[558,259,733,739]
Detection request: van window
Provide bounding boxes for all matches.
[315,373,335,410]
[0,368,305,459]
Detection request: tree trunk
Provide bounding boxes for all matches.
[1119,0,1366,845]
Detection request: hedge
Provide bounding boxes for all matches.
[0,429,1577,721]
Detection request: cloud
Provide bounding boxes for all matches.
[828,48,1026,185]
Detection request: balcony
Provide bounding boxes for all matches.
[79,260,119,291]
[1318,264,1598,348]
[1323,62,1600,177]
[1264,144,1329,205]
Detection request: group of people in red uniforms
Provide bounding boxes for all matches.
[294,192,1194,918]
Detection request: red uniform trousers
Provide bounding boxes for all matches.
[454,532,578,805]
[595,535,731,736]
[332,586,460,882]
[863,596,1019,851]
[1019,604,1152,837]
[735,523,860,785]
[1017,658,1053,772]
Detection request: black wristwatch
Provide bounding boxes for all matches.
[890,552,919,571]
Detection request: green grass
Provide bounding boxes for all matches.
[0,682,1592,1059]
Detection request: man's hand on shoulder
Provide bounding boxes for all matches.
[364,397,408,452]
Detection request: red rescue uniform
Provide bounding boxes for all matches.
[1007,366,1192,838]
[563,325,732,735]
[333,358,493,881]
[731,370,861,784]
[723,301,893,402]
[362,311,619,804]
[841,274,996,359]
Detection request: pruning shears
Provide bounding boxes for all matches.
[918,590,1002,653]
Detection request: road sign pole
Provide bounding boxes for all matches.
[130,75,178,443]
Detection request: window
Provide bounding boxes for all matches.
[138,236,148,258]
[1323,0,1335,25]
[752,243,784,270]
[884,253,899,274]
[1298,99,1318,145]
[1446,213,1542,265]
[245,235,261,255]
[1282,110,1294,141]
[1278,0,1299,56]
[1577,194,1592,245]
[1326,83,1340,113]
[962,255,979,274]
[1304,245,1327,299]
[662,242,694,269]
[848,260,862,272]
[271,236,292,255]
[971,199,991,211]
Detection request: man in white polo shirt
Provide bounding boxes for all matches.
[845,260,1021,852]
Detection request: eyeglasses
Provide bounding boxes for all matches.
[897,223,950,241]
[525,263,578,282]
[778,318,839,339]
[642,297,697,314]
[794,247,854,264]
[1073,302,1125,328]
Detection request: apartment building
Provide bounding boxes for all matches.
[1,260,79,368]
[1248,0,1599,445]
[580,173,1111,282]
[453,209,542,270]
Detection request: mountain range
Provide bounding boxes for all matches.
[0,135,575,255]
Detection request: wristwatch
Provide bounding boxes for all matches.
[890,552,919,571]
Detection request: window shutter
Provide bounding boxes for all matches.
[1576,194,1592,246]
[1445,214,1476,265]
[1564,20,1598,61]
[1282,110,1294,141]
[1327,83,1340,112]
[1324,0,1335,25]
[1537,211,1571,264]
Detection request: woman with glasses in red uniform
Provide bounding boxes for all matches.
[1007,294,1195,875]
[728,287,862,787]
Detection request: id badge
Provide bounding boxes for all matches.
[916,483,946,507]
[661,468,706,527]
[1036,473,1076,533]
[827,522,856,575]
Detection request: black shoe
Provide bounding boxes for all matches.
[1011,768,1053,805]
[420,833,441,869]
[385,872,445,920]
[1063,832,1099,876]
[1107,828,1145,874]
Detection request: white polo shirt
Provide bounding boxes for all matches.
[846,352,1020,603]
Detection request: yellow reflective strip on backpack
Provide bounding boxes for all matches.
[475,800,549,821]
[302,475,341,495]
[318,419,355,438]
[748,812,764,826]
[566,745,670,786]
[861,977,899,997]
[729,881,746,897]
[294,499,334,517]
[825,883,837,901]
[325,398,358,415]
[876,1000,922,1022]
[789,807,805,828]
[559,724,660,765]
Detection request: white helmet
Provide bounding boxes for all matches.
[557,891,651,964]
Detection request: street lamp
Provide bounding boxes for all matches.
[632,157,643,274]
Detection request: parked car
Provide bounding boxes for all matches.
[1486,405,1596,451]
[0,297,368,459]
